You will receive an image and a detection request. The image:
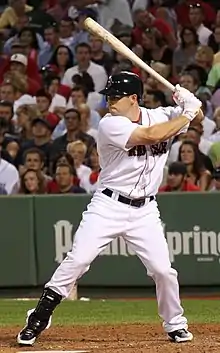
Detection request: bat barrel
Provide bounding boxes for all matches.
[84,17,175,92]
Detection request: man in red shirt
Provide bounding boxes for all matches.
[132,9,177,49]
[159,162,200,192]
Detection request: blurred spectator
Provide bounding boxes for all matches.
[159,162,200,192]
[0,0,33,30]
[87,143,100,194]
[208,141,220,167]
[58,17,76,48]
[67,140,92,193]
[54,163,86,194]
[19,168,46,194]
[168,125,213,168]
[47,0,73,22]
[35,89,59,129]
[48,45,74,80]
[142,28,173,69]
[46,76,67,114]
[179,71,199,94]
[194,45,214,72]
[89,34,113,75]
[38,23,61,68]
[16,104,39,141]
[21,147,52,185]
[5,140,19,165]
[173,26,199,76]
[178,140,211,191]
[78,103,98,141]
[18,117,53,171]
[62,43,108,92]
[132,9,177,50]
[188,3,212,45]
[143,89,167,109]
[50,108,95,161]
[16,26,42,63]
[66,85,101,128]
[3,22,44,56]
[197,96,216,138]
[2,53,41,96]
[209,107,220,143]
[175,0,216,29]
[0,100,16,136]
[210,167,220,191]
[71,72,105,112]
[208,26,220,53]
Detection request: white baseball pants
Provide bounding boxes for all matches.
[46,190,188,333]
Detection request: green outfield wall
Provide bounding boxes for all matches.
[0,193,219,287]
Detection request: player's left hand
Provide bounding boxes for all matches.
[173,84,194,108]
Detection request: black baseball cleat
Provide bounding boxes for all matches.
[168,329,193,343]
[17,309,52,346]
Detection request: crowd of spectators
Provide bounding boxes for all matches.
[0,0,220,195]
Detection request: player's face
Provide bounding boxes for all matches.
[180,144,195,165]
[167,173,184,190]
[107,95,136,116]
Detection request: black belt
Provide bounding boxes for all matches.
[102,188,155,208]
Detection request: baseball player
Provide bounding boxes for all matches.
[17,72,203,346]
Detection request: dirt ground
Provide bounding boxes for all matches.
[1,324,220,353]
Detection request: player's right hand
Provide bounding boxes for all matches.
[173,85,202,121]
[173,84,193,107]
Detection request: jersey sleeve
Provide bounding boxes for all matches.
[99,115,138,151]
[161,106,189,134]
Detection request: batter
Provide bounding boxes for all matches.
[17,72,202,346]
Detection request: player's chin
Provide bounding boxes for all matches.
[109,107,118,115]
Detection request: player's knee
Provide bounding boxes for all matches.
[150,265,177,278]
[67,251,92,269]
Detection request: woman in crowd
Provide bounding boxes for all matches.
[19,169,45,194]
[178,141,211,191]
[49,45,74,80]
[173,26,199,76]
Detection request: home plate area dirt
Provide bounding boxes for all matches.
[2,324,220,353]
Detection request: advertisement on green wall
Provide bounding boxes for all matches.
[34,193,220,287]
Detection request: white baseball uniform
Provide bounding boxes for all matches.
[46,105,188,333]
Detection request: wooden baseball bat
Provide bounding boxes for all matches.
[84,17,175,92]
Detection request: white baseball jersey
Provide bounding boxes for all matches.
[0,158,20,194]
[97,105,184,198]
